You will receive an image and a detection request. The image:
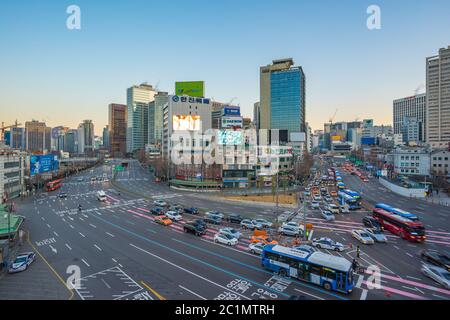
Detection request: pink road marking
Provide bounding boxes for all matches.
[136,207,150,213]
[106,194,119,202]
[374,272,450,295]
[127,209,154,221]
[426,239,450,246]
[426,234,450,241]
[362,281,428,300]
[427,230,450,236]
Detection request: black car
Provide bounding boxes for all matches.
[150,207,164,215]
[226,214,244,224]
[421,250,450,271]
[184,207,199,215]
[169,205,184,214]
[58,192,67,199]
[362,216,382,230]
[183,222,206,236]
[204,216,222,225]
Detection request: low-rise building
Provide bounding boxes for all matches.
[0,149,26,203]
[430,150,450,176]
[391,146,430,176]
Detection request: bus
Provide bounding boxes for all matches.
[372,208,426,242]
[342,189,361,201]
[336,182,346,190]
[45,179,62,192]
[338,191,360,210]
[374,203,419,221]
[261,245,354,294]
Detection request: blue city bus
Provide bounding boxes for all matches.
[261,245,354,294]
[338,191,361,210]
[375,203,419,221]
[342,189,361,201]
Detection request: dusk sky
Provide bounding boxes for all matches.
[1,0,450,135]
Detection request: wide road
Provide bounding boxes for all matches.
[10,159,450,301]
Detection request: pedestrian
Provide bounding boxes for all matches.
[356,245,360,258]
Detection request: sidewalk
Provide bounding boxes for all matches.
[421,191,450,207]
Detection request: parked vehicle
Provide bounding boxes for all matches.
[241,219,263,230]
[214,233,238,246]
[351,230,375,245]
[421,264,450,289]
[8,252,36,273]
[219,227,241,239]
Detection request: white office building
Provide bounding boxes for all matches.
[0,149,25,203]
[392,147,430,176]
[393,94,426,142]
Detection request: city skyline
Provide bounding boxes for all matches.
[1,1,450,134]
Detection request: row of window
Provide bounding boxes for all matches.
[400,156,420,160]
[432,157,449,161]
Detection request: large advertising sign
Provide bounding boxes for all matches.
[30,154,59,176]
[221,116,243,129]
[175,81,204,98]
[222,106,240,116]
[172,115,201,131]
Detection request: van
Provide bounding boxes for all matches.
[97,191,107,202]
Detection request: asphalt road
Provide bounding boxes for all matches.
[2,159,449,301]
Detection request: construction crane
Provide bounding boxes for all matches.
[1,120,22,142]
[227,97,238,106]
[414,84,425,95]
[329,108,338,126]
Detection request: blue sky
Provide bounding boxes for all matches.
[1,0,449,134]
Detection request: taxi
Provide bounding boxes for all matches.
[154,215,173,226]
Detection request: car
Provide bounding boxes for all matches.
[90,177,97,182]
[420,250,450,271]
[169,204,184,214]
[154,215,173,226]
[204,215,222,225]
[364,228,387,243]
[351,230,375,245]
[313,195,322,201]
[205,211,225,219]
[150,207,164,215]
[330,191,338,197]
[58,192,68,199]
[362,216,383,230]
[250,235,278,245]
[153,199,168,207]
[421,264,450,289]
[311,201,320,210]
[192,219,207,229]
[278,226,303,237]
[339,205,350,213]
[252,218,273,228]
[320,210,335,221]
[293,245,317,255]
[240,219,263,230]
[77,177,84,182]
[214,233,238,246]
[165,211,182,221]
[184,207,199,215]
[327,204,340,214]
[8,252,36,273]
[324,196,333,203]
[183,222,206,236]
[248,242,265,255]
[103,178,109,182]
[311,237,344,251]
[226,213,244,224]
[304,191,311,197]
[282,221,300,229]
[219,227,241,239]
[362,178,369,182]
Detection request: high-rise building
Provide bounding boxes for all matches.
[102,125,110,149]
[393,93,426,142]
[152,92,168,146]
[426,46,450,148]
[108,103,127,157]
[260,58,306,135]
[305,123,312,153]
[401,116,421,144]
[10,127,25,150]
[253,102,260,130]
[64,129,78,155]
[25,120,51,153]
[126,83,157,153]
[77,120,94,155]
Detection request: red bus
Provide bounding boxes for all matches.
[372,208,426,242]
[46,179,62,192]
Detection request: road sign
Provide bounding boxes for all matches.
[114,165,124,172]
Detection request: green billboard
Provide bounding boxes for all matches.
[175,81,204,97]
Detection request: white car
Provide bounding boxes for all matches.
[313,195,322,201]
[248,242,265,255]
[327,204,340,214]
[219,227,241,239]
[214,233,238,246]
[320,210,335,221]
[252,218,273,228]
[282,221,300,229]
[339,205,350,213]
[154,199,168,207]
[312,237,344,251]
[421,264,450,289]
[165,211,182,221]
[364,228,387,243]
[311,201,320,210]
[351,230,375,245]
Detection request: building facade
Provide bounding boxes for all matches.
[64,129,78,155]
[77,120,94,155]
[126,84,157,153]
[392,147,430,176]
[430,150,450,176]
[393,93,426,142]
[25,120,51,153]
[0,149,25,203]
[108,103,127,157]
[426,46,450,148]
[152,92,168,147]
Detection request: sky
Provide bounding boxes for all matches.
[1,0,450,135]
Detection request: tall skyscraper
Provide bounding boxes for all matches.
[151,92,168,146]
[102,125,110,149]
[25,120,51,153]
[126,83,157,153]
[64,129,78,154]
[259,58,306,134]
[108,103,127,157]
[10,127,25,150]
[77,120,94,155]
[393,93,426,142]
[426,46,450,148]
[253,102,260,130]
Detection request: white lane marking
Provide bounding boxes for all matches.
[101,278,111,289]
[179,285,207,300]
[394,245,400,250]
[81,259,90,267]
[112,258,118,263]
[79,232,86,238]
[433,294,447,299]
[294,288,325,300]
[406,252,413,258]
[105,232,115,237]
[69,224,75,229]
[197,238,257,258]
[355,275,364,288]
[53,231,59,237]
[65,243,72,250]
[360,289,368,300]
[41,217,45,221]
[94,244,102,251]
[46,224,51,228]
[89,223,97,228]
[130,243,251,300]
[406,276,422,281]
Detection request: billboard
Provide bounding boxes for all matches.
[361,137,376,145]
[172,115,201,131]
[175,81,204,98]
[217,130,243,145]
[289,132,306,142]
[331,135,341,141]
[222,106,240,116]
[221,116,243,129]
[30,154,59,176]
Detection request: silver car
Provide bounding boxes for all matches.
[320,210,335,221]
[252,218,273,228]
[364,228,387,243]
[278,226,302,237]
[421,264,450,289]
